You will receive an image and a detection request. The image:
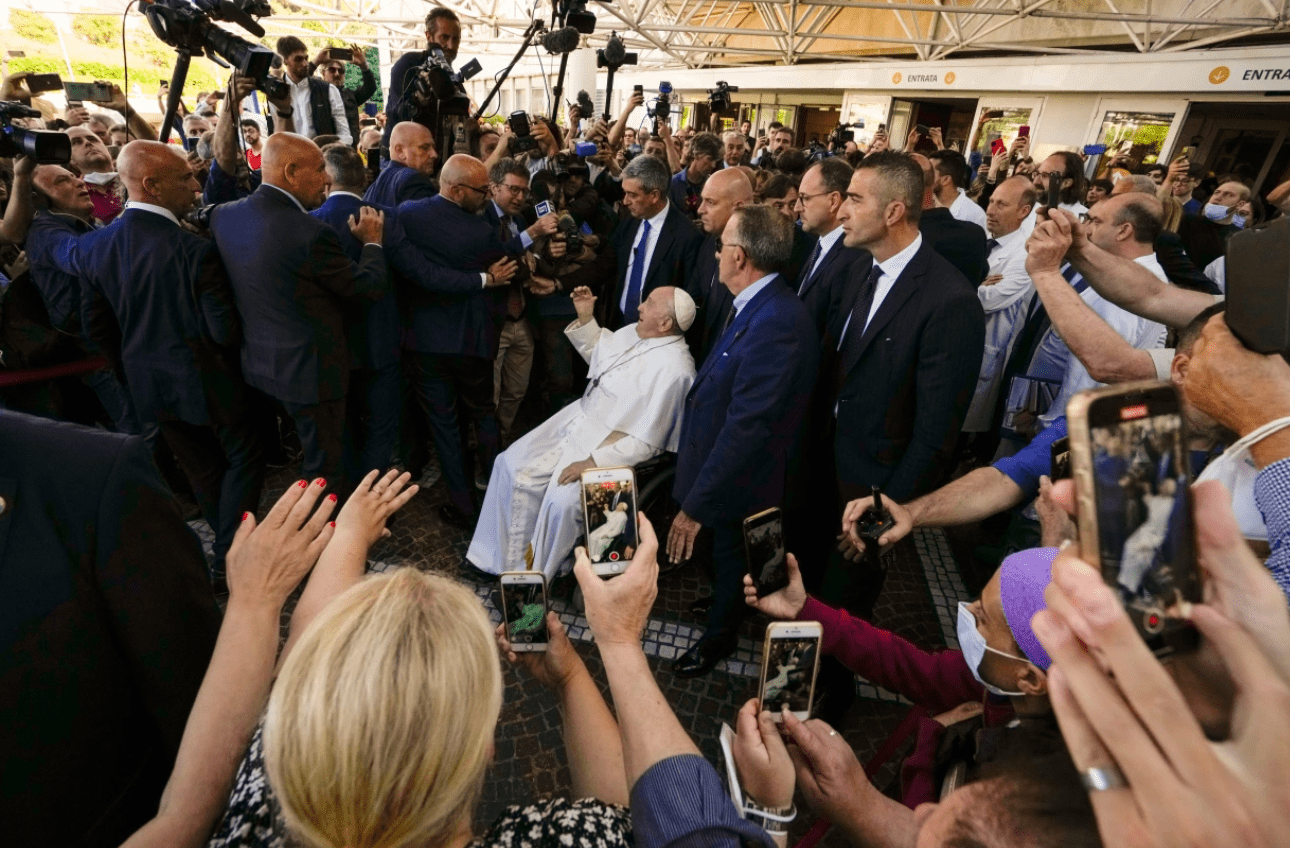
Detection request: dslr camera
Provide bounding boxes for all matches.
[409,45,471,116]
[508,111,540,155]
[0,101,70,163]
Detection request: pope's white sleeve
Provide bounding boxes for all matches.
[591,431,660,468]
[564,318,612,364]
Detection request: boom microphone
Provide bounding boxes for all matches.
[601,32,626,66]
[540,26,581,54]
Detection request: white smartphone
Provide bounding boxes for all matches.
[580,466,639,577]
[758,621,822,722]
[498,571,549,652]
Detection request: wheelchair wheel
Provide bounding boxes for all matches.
[638,465,686,576]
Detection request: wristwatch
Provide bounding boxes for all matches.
[742,797,795,835]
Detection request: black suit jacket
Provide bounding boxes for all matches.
[210,185,388,405]
[598,202,703,329]
[795,233,866,335]
[0,412,220,847]
[918,207,989,285]
[819,241,985,502]
[49,208,245,426]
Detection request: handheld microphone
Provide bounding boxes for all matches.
[540,26,581,54]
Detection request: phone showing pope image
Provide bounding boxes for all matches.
[499,572,549,652]
[743,507,788,596]
[758,621,822,722]
[580,466,639,577]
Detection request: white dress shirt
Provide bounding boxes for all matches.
[619,204,671,314]
[274,74,352,145]
[978,226,1031,314]
[837,233,923,346]
[263,183,307,213]
[804,225,845,283]
[731,273,776,319]
[124,200,179,226]
[949,188,988,230]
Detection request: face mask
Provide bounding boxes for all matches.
[1203,202,1231,223]
[1232,214,1248,229]
[957,602,1027,697]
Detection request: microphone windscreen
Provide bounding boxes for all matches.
[558,212,579,235]
[541,26,581,53]
[602,34,626,65]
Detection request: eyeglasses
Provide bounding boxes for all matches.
[714,236,744,253]
[1036,171,1064,181]
[498,183,531,197]
[795,191,831,206]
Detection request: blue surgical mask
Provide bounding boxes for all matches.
[956,602,1028,697]
[1232,214,1248,229]
[1203,202,1231,223]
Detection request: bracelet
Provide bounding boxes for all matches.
[276,108,294,118]
[743,798,795,834]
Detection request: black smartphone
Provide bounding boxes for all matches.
[1225,217,1290,354]
[633,84,643,95]
[365,147,380,179]
[1046,176,1062,210]
[853,485,896,544]
[743,507,788,596]
[327,47,353,62]
[27,73,63,94]
[915,123,929,135]
[1066,381,1200,658]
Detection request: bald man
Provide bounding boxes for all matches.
[364,120,439,207]
[42,141,260,572]
[390,153,516,527]
[689,167,753,362]
[209,132,389,498]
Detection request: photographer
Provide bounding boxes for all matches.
[0,153,36,246]
[205,72,284,205]
[308,43,376,144]
[380,6,463,159]
[269,35,351,145]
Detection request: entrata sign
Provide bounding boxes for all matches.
[1207,62,1290,88]
[891,70,956,86]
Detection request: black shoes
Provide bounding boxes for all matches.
[673,635,738,678]
[438,503,477,530]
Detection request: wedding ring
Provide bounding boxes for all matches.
[828,730,838,737]
[1080,765,1128,792]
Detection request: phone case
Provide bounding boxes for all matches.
[499,575,548,651]
[758,624,822,720]
[581,467,638,575]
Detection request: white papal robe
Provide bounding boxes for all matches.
[466,318,696,578]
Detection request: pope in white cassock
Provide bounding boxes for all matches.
[467,284,697,578]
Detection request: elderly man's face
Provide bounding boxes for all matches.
[636,287,675,335]
[34,166,94,217]
[724,137,745,163]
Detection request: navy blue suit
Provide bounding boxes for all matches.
[673,276,819,639]
[48,207,262,563]
[795,235,866,335]
[0,412,220,847]
[210,184,388,491]
[600,203,703,330]
[364,160,436,208]
[391,195,511,514]
[311,192,403,480]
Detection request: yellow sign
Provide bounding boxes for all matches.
[892,72,902,84]
[944,72,956,85]
[1209,66,1230,84]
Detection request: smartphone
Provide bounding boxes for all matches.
[758,621,822,721]
[990,138,1007,156]
[1018,124,1031,138]
[327,47,353,62]
[743,507,788,596]
[365,147,380,179]
[499,572,549,652]
[64,81,112,103]
[580,466,639,577]
[1066,381,1200,658]
[1045,176,1062,210]
[915,123,929,135]
[27,73,63,94]
[633,84,643,95]
[878,123,887,133]
[1180,145,1196,161]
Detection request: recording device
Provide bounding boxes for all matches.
[574,89,595,120]
[1225,216,1290,354]
[508,110,539,154]
[184,203,217,229]
[632,83,643,96]
[580,466,639,577]
[326,46,352,62]
[64,81,114,103]
[1066,381,1201,658]
[990,138,1007,156]
[409,45,471,117]
[573,140,597,157]
[499,572,549,652]
[1176,145,1196,163]
[852,485,896,546]
[557,211,583,254]
[828,122,864,149]
[915,123,929,136]
[758,621,822,721]
[707,80,738,114]
[560,0,597,34]
[26,73,63,94]
[597,31,637,69]
[743,507,788,596]
[652,82,672,119]
[540,25,581,54]
[0,101,71,163]
[1045,175,1062,210]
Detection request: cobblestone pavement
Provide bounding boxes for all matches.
[195,445,974,841]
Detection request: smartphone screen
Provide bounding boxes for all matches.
[743,508,787,596]
[500,574,549,651]
[759,625,821,720]
[1018,124,1031,138]
[1077,385,1200,655]
[581,468,638,576]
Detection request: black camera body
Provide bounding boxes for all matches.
[1226,216,1290,354]
[707,81,739,114]
[0,101,70,163]
[852,486,896,547]
[143,0,279,96]
[508,110,540,154]
[409,46,471,117]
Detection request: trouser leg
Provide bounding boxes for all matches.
[407,353,474,515]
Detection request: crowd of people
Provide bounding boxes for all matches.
[3,5,1290,848]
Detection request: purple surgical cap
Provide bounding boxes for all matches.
[999,546,1058,671]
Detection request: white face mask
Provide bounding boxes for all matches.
[1202,202,1232,223]
[956,602,1028,697]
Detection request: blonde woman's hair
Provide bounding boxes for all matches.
[264,568,503,848]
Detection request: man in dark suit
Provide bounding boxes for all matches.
[688,167,753,366]
[45,141,261,570]
[598,154,703,330]
[365,120,439,207]
[668,205,819,677]
[913,153,989,285]
[0,412,220,847]
[209,132,388,496]
[817,151,985,617]
[391,154,515,527]
[795,157,866,334]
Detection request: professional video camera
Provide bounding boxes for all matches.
[143,0,281,96]
[651,81,672,134]
[0,102,71,163]
[597,31,637,69]
[707,81,739,114]
[828,120,864,149]
[508,110,540,154]
[560,0,597,34]
[409,45,471,117]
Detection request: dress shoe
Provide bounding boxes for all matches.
[689,595,714,615]
[438,503,476,531]
[673,635,738,678]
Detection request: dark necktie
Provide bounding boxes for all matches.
[797,239,823,295]
[986,238,1000,255]
[721,302,737,336]
[499,217,524,319]
[624,220,651,323]
[832,263,884,393]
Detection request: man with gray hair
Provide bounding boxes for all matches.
[599,153,703,330]
[468,283,696,579]
[721,130,747,169]
[669,204,819,677]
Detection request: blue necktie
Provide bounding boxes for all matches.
[986,238,1000,255]
[797,239,822,295]
[624,220,651,323]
